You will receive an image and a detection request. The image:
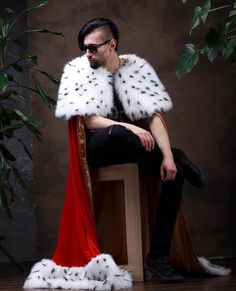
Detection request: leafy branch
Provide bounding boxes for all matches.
[176,0,236,78]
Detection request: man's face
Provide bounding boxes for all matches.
[83,29,111,69]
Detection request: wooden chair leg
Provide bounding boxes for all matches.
[124,164,144,281]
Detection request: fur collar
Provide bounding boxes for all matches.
[55,54,172,121]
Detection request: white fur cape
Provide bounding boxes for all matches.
[55,54,173,120]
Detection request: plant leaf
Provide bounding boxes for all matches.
[14,109,39,127]
[36,69,60,85]
[0,144,16,161]
[229,8,236,17]
[16,138,32,159]
[25,0,48,13]
[12,62,23,72]
[225,37,236,58]
[12,166,27,189]
[25,53,38,65]
[13,38,25,49]
[0,184,13,219]
[176,43,199,79]
[0,124,24,134]
[32,75,55,107]
[190,0,211,34]
[0,74,9,93]
[0,150,11,170]
[0,36,8,47]
[13,110,42,141]
[200,45,218,61]
[22,29,64,38]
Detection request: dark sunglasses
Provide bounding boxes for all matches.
[81,39,111,53]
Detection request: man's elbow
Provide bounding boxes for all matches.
[84,115,96,130]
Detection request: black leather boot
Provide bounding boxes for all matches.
[144,256,184,283]
[172,148,206,187]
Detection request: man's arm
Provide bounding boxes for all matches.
[84,115,155,151]
[148,114,177,182]
[85,114,176,182]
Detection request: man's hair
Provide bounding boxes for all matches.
[78,18,119,51]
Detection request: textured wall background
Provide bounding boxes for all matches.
[1,0,235,262]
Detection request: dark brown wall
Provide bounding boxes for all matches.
[24,0,236,261]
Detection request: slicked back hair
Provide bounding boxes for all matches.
[78,18,119,51]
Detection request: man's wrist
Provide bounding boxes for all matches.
[163,153,174,160]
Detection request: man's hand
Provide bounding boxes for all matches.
[128,124,155,151]
[160,157,177,182]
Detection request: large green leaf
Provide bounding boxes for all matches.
[25,0,48,13]
[176,43,199,79]
[190,0,211,34]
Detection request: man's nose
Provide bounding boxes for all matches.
[86,49,93,57]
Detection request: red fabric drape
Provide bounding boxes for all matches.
[52,117,100,267]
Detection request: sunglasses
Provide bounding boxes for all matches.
[81,39,111,53]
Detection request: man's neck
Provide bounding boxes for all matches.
[103,53,120,74]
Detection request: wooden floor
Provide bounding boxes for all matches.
[0,258,235,290]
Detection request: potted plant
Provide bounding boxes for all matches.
[0,0,62,218]
[176,0,236,78]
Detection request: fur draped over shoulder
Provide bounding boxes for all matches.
[55,54,173,121]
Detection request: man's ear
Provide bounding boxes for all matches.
[110,39,117,50]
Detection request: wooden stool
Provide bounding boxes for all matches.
[91,163,144,282]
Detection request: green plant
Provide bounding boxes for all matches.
[0,0,62,218]
[176,0,236,78]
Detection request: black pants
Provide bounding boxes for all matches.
[86,125,185,258]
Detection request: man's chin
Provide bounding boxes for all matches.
[89,62,100,69]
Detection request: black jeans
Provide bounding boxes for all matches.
[86,125,185,258]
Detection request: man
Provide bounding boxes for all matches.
[55,18,205,283]
[24,18,230,290]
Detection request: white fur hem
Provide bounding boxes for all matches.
[198,257,231,276]
[23,254,132,290]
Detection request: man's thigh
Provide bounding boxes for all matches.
[86,125,162,173]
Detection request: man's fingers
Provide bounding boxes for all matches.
[163,168,177,182]
[139,132,155,151]
[160,165,165,181]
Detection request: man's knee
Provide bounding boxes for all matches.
[107,124,139,145]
